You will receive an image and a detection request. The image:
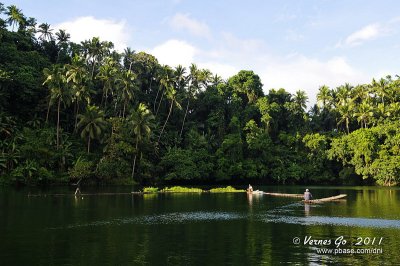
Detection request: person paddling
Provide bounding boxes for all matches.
[304,189,313,201]
[247,184,253,193]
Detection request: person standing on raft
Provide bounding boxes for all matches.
[304,189,313,200]
[247,184,253,193]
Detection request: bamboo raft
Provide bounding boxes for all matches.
[263,192,304,198]
[303,194,347,203]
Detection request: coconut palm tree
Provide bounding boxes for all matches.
[211,74,224,87]
[372,78,389,105]
[335,83,353,107]
[83,37,105,79]
[353,101,374,129]
[155,65,174,116]
[293,90,308,113]
[77,105,108,153]
[337,100,354,134]
[316,85,332,109]
[116,70,136,118]
[25,17,36,38]
[37,23,53,41]
[128,103,154,179]
[43,65,71,149]
[157,85,181,143]
[352,84,370,104]
[97,57,118,108]
[55,29,70,63]
[66,56,91,131]
[55,29,70,44]
[5,5,25,31]
[123,47,135,71]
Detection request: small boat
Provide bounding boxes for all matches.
[303,194,347,203]
[264,192,304,198]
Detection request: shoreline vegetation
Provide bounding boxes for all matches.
[142,186,245,193]
[1,3,400,187]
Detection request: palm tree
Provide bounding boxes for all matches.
[66,56,91,131]
[5,5,25,31]
[77,106,108,153]
[97,57,118,108]
[155,65,174,116]
[157,85,181,143]
[25,17,36,38]
[316,85,332,109]
[55,29,70,62]
[37,23,53,41]
[372,78,388,105]
[178,64,200,137]
[43,65,71,149]
[82,37,103,79]
[352,84,370,104]
[293,90,308,113]
[128,103,154,179]
[337,100,354,134]
[116,70,136,118]
[55,29,70,44]
[211,74,224,87]
[353,101,374,129]
[335,83,353,107]
[123,47,135,71]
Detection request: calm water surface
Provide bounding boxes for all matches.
[1,186,400,265]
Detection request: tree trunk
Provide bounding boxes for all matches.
[91,61,96,80]
[153,85,161,112]
[123,99,126,118]
[179,97,190,138]
[87,135,91,153]
[74,99,79,132]
[46,99,51,123]
[156,92,164,117]
[131,135,139,179]
[56,98,61,149]
[148,78,153,95]
[158,100,173,143]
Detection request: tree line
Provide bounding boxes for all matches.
[1,3,399,186]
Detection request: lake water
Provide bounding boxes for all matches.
[1,186,400,265]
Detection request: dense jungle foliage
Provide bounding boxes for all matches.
[1,3,400,186]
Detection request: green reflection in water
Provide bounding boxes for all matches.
[0,186,399,265]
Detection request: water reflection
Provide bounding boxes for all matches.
[3,186,400,265]
[247,193,253,207]
[304,203,311,216]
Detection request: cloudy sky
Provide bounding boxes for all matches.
[4,0,400,104]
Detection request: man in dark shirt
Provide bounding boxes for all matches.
[304,189,313,201]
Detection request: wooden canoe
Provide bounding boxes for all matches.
[303,194,347,203]
[264,192,304,198]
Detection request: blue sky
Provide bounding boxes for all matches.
[3,0,400,104]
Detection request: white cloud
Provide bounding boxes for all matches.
[146,33,377,107]
[341,23,382,47]
[346,24,381,45]
[197,62,237,79]
[169,13,211,39]
[150,39,197,67]
[260,55,368,106]
[54,16,130,51]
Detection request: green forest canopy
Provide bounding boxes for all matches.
[1,2,400,186]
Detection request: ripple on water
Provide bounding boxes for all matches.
[49,211,246,229]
